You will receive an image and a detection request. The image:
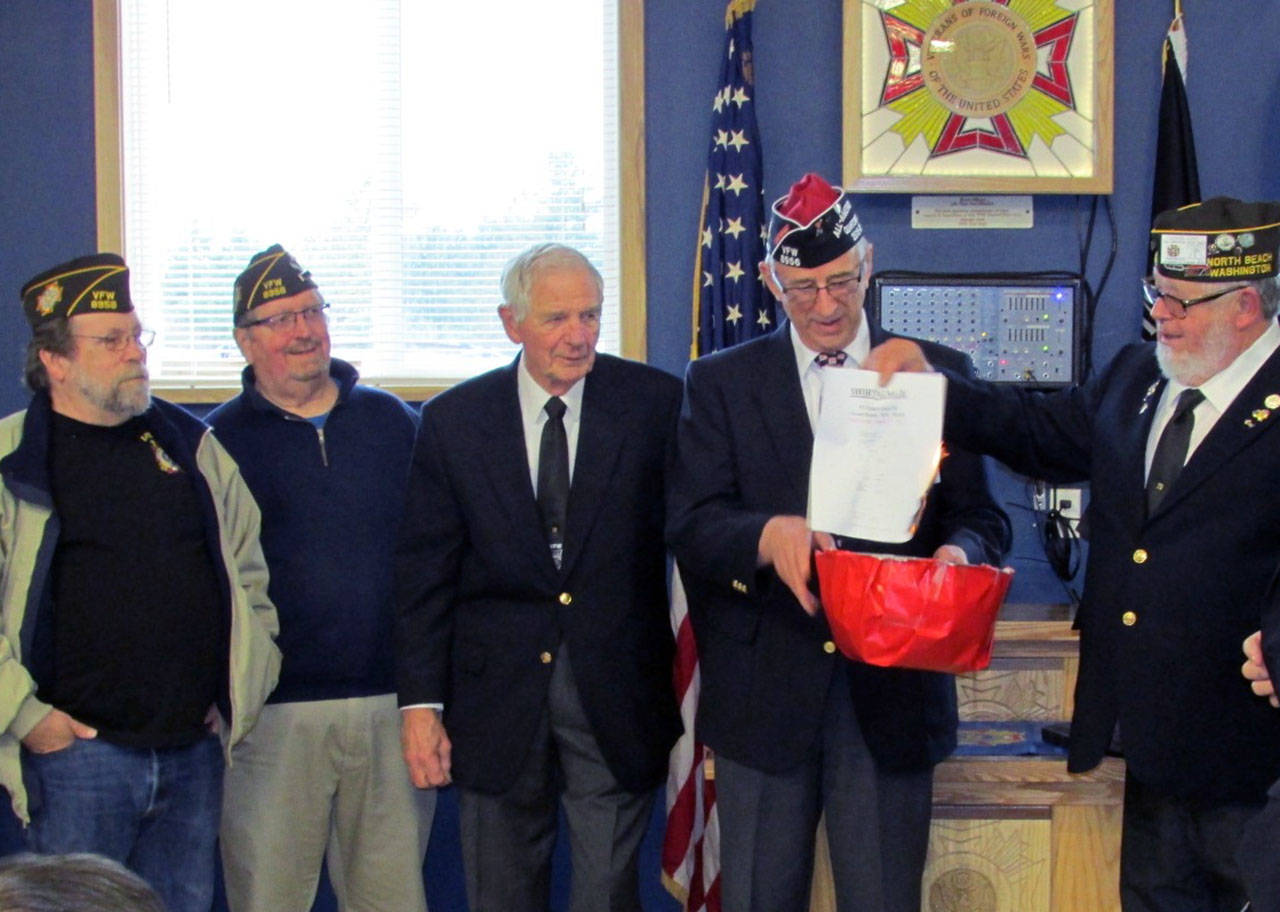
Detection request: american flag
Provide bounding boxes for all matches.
[690,0,773,358]
[661,566,719,911]
[664,2,767,909]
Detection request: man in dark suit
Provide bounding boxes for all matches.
[667,173,1010,912]
[868,197,1280,912]
[395,243,681,912]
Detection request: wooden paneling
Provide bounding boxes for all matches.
[808,605,1122,912]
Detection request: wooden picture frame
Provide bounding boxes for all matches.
[843,0,1113,194]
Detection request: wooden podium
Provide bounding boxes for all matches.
[807,604,1124,912]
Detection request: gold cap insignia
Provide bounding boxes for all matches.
[35,281,63,317]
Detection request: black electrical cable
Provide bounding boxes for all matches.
[1074,194,1118,381]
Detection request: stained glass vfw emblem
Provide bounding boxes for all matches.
[844,0,1113,193]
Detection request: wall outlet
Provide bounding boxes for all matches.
[1051,487,1083,521]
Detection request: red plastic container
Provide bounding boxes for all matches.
[815,551,1014,673]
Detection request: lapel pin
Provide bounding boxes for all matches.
[1266,394,1280,410]
[1138,380,1159,415]
[1252,408,1271,423]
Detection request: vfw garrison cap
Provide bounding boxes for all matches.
[234,244,318,323]
[1151,197,1280,281]
[767,173,864,269]
[21,253,133,328]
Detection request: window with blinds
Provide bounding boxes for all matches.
[114,0,622,392]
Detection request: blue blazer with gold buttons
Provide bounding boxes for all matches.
[943,340,1280,802]
[667,323,1010,775]
[394,353,682,794]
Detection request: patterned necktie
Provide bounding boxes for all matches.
[1146,387,1204,515]
[814,350,848,368]
[537,396,569,569]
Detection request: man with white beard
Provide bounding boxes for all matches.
[0,253,280,912]
[864,198,1280,912]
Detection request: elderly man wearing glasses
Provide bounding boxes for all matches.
[208,245,434,912]
[866,197,1280,912]
[667,173,1010,912]
[0,253,281,912]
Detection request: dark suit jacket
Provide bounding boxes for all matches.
[666,324,1010,774]
[942,341,1280,802]
[395,353,682,794]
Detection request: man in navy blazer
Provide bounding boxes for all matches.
[868,197,1280,911]
[395,243,681,912]
[667,173,1010,912]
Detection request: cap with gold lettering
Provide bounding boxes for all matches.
[766,173,864,269]
[20,253,132,328]
[1151,197,1280,281]
[234,244,318,324]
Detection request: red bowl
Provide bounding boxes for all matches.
[815,550,1014,673]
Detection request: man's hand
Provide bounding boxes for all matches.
[401,706,453,788]
[1242,630,1279,708]
[933,544,969,565]
[758,515,835,616]
[21,709,97,754]
[863,338,934,386]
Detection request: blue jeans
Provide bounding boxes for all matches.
[22,734,224,912]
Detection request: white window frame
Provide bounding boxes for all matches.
[91,0,647,403]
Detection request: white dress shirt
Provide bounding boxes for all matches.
[790,316,872,433]
[516,352,586,492]
[1144,319,1280,480]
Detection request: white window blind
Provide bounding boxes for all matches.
[117,0,621,390]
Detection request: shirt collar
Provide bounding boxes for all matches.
[789,315,871,379]
[516,351,586,425]
[1163,318,1280,413]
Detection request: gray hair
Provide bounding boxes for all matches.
[23,317,76,392]
[500,243,603,322]
[0,853,165,912]
[1252,273,1280,320]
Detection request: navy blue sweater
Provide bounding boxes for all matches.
[208,359,418,703]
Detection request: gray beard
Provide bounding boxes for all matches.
[1155,325,1236,388]
[79,375,151,418]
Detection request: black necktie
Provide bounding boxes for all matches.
[537,396,569,568]
[1146,388,1204,515]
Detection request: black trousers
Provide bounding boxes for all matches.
[1121,773,1260,912]
[1239,776,1280,912]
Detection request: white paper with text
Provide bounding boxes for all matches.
[807,369,945,543]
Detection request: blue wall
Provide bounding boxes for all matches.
[0,3,98,419]
[4,0,1280,906]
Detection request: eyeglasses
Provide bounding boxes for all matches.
[240,302,330,331]
[72,329,156,352]
[1141,280,1248,319]
[777,273,862,308]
